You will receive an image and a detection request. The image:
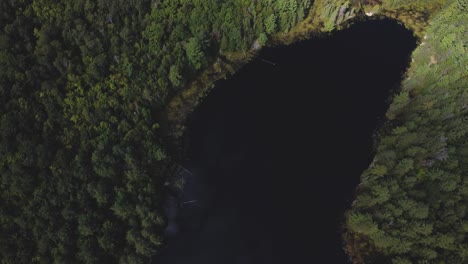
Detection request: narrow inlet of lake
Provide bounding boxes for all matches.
[157,19,416,264]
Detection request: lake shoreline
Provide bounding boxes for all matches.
[157,16,416,262]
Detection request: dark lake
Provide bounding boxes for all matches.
[157,19,416,264]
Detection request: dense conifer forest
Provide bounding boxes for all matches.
[0,0,466,263]
[0,0,311,263]
[345,1,468,263]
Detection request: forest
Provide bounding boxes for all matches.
[0,0,311,263]
[0,0,467,263]
[345,0,468,263]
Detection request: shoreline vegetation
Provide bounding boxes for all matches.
[0,0,465,263]
[163,0,467,263]
[161,0,441,145]
[345,1,468,262]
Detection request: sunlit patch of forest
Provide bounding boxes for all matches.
[345,0,468,263]
[0,0,466,263]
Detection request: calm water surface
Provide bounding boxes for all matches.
[157,19,416,264]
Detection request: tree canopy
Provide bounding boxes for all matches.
[346,1,468,263]
[0,0,466,263]
[0,0,311,263]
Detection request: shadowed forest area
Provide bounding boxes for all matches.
[0,1,312,262]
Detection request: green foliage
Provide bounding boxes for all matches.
[265,14,277,34]
[186,37,205,70]
[387,91,410,120]
[258,33,268,47]
[347,213,379,236]
[169,65,183,87]
[381,0,448,11]
[0,0,312,262]
[392,257,412,264]
[347,0,468,262]
[320,0,355,32]
[2,0,466,263]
